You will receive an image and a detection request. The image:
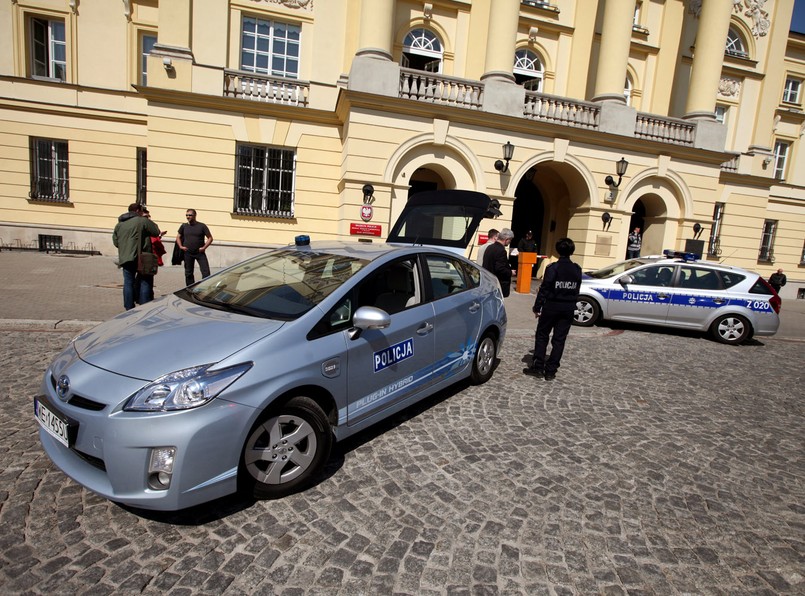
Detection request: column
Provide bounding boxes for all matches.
[480,0,520,82]
[685,0,733,119]
[356,0,394,60]
[592,0,635,102]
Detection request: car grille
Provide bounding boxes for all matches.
[50,374,106,411]
[73,448,106,471]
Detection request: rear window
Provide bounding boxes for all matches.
[586,259,651,279]
[720,271,746,289]
[749,277,774,295]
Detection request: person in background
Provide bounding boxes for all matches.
[112,203,160,310]
[768,268,787,294]
[142,208,167,302]
[524,237,582,381]
[626,227,642,258]
[176,208,213,286]
[482,228,514,297]
[517,230,538,278]
[476,228,499,266]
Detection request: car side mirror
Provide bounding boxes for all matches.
[618,274,634,287]
[352,306,391,331]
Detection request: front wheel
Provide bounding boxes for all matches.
[573,297,600,327]
[240,396,332,499]
[710,314,751,345]
[470,332,497,384]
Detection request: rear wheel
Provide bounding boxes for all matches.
[240,396,332,499]
[710,314,751,345]
[470,332,496,384]
[573,297,600,327]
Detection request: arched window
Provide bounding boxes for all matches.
[401,28,443,73]
[725,27,748,58]
[624,76,633,106]
[513,49,543,92]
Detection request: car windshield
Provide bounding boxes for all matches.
[585,259,650,279]
[178,249,369,320]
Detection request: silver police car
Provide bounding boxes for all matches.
[34,191,507,511]
[573,251,780,344]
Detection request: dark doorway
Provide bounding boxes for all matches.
[512,175,545,253]
[629,199,646,232]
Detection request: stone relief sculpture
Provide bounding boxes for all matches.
[262,0,314,9]
[718,77,742,98]
[689,0,771,39]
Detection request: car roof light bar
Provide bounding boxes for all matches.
[663,249,700,262]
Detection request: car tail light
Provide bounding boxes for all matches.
[757,277,782,314]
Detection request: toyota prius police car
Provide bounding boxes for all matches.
[573,250,780,344]
[34,191,507,511]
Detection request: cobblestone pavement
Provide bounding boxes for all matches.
[1,323,803,594]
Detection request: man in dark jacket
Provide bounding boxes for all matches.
[524,237,582,380]
[768,268,786,293]
[482,228,513,297]
[112,203,161,310]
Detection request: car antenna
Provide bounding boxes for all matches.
[719,249,737,265]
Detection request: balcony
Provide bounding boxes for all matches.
[523,91,600,129]
[224,70,309,107]
[635,113,695,146]
[399,68,483,109]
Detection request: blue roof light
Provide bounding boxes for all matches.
[663,249,700,262]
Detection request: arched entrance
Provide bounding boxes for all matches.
[512,168,546,253]
[408,167,446,196]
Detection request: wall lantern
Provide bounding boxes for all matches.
[601,212,612,224]
[604,157,629,188]
[362,184,375,204]
[494,141,515,173]
[692,222,702,234]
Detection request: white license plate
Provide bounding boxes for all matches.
[34,398,71,448]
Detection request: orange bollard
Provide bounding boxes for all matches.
[516,252,538,293]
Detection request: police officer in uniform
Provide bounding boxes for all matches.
[524,237,582,380]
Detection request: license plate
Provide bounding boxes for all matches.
[34,398,72,448]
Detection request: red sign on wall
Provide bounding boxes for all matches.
[350,223,382,237]
[478,234,489,245]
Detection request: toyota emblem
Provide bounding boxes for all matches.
[56,375,70,400]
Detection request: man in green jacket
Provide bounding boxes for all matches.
[113,203,161,310]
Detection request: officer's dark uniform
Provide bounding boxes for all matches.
[528,255,582,379]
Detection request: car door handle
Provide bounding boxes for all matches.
[417,322,434,335]
[713,297,725,304]
[657,293,670,300]
[469,301,481,313]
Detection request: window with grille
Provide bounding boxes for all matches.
[725,28,747,58]
[783,77,801,104]
[241,16,300,78]
[235,144,295,218]
[136,148,147,205]
[758,220,777,262]
[31,17,66,80]
[513,49,543,92]
[141,34,157,85]
[773,141,790,180]
[401,28,443,73]
[29,138,69,202]
[708,202,724,257]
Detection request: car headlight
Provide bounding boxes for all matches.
[124,363,252,412]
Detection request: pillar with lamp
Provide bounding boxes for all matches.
[604,157,629,201]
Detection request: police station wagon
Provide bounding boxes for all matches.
[34,191,507,511]
[573,251,780,345]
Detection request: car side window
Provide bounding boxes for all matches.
[679,266,722,290]
[425,255,469,300]
[631,265,674,287]
[358,258,420,315]
[721,271,746,289]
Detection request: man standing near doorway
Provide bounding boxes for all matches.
[482,228,514,297]
[626,227,642,258]
[176,209,213,286]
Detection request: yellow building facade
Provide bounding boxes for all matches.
[1,0,804,298]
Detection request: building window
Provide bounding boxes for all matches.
[241,16,300,79]
[141,34,157,85]
[725,28,748,58]
[624,76,633,106]
[136,148,147,205]
[773,141,790,180]
[758,220,777,262]
[31,17,66,80]
[708,202,724,257]
[235,144,295,218]
[29,138,69,202]
[800,240,805,265]
[714,105,728,124]
[401,28,443,73]
[513,49,543,91]
[783,77,801,104]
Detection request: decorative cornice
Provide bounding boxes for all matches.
[254,0,314,10]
